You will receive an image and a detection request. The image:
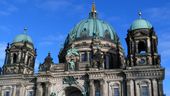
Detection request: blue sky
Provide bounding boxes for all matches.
[0,0,169,95]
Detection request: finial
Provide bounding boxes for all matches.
[138,10,142,19]
[24,27,28,34]
[91,1,96,13]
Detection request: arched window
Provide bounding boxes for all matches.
[140,81,149,96]
[13,53,17,63]
[110,83,120,96]
[94,80,100,96]
[138,41,147,54]
[104,30,111,39]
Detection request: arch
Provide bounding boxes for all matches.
[65,86,82,96]
[58,85,84,96]
[138,41,147,54]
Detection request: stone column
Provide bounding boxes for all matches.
[19,84,25,96]
[10,53,13,64]
[100,80,107,96]
[152,79,158,96]
[136,82,140,96]
[12,85,16,96]
[130,80,135,96]
[18,51,21,62]
[45,82,52,96]
[36,83,43,96]
[148,80,152,96]
[127,80,130,96]
[25,52,28,64]
[89,80,95,96]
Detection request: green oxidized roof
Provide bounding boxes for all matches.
[13,34,33,43]
[130,18,152,31]
[64,4,118,46]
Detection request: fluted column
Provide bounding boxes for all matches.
[36,83,43,96]
[90,80,95,96]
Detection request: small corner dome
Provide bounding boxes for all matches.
[13,34,33,43]
[130,19,152,31]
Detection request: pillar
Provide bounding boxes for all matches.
[25,52,28,64]
[90,80,95,96]
[100,80,107,96]
[36,83,43,96]
[45,82,51,96]
[12,85,16,96]
[152,79,158,96]
[130,80,134,96]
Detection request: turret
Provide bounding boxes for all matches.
[2,28,37,75]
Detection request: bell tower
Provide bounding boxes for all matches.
[126,12,160,67]
[2,28,37,75]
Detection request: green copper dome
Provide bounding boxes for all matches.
[64,4,118,46]
[13,34,33,43]
[130,19,152,31]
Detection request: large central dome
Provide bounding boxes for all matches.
[64,3,118,46]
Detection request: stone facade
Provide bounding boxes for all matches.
[0,3,165,96]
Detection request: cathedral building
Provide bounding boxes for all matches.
[0,3,165,96]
